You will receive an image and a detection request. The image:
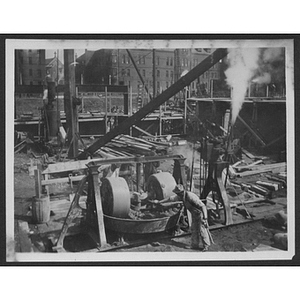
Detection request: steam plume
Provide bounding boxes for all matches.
[225,48,260,125]
[224,47,285,125]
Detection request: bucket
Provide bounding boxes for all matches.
[32,196,50,224]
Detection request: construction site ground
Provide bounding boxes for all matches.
[12,140,288,256]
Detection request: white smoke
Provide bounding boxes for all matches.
[224,47,284,125]
[225,48,260,125]
[252,72,271,84]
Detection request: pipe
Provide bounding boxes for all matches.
[78,48,228,159]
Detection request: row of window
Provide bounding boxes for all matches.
[113,54,174,67]
[122,79,213,91]
[136,80,174,90]
[119,69,174,78]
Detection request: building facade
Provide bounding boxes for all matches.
[15,49,46,85]
[45,54,64,85]
[76,48,221,97]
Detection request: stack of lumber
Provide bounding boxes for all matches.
[95,134,170,158]
[233,162,286,177]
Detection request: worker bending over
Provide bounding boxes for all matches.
[170,184,211,251]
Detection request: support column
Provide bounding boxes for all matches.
[64,50,78,158]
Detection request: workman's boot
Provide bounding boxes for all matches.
[202,245,209,252]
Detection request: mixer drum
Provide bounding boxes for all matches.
[100,177,131,218]
[146,172,177,200]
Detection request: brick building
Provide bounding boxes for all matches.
[75,48,221,97]
[15,49,46,85]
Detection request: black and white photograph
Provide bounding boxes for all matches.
[5,37,296,264]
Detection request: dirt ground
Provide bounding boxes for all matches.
[12,146,288,254]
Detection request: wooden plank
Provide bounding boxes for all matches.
[237,116,266,146]
[237,163,286,177]
[42,158,105,174]
[132,125,154,137]
[234,160,263,171]
[41,175,85,186]
[241,148,256,160]
[92,174,107,247]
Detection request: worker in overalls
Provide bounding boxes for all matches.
[172,184,211,251]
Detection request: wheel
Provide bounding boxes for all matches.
[146,172,177,200]
[100,177,131,218]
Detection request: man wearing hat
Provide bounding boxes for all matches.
[172,184,210,251]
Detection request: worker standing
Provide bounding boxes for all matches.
[172,184,211,251]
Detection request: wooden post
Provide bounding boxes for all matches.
[136,163,141,192]
[123,88,129,115]
[34,168,42,198]
[92,172,107,247]
[184,91,187,134]
[129,86,133,116]
[64,50,78,158]
[105,86,108,133]
[153,49,156,98]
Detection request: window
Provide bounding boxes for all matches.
[29,57,32,65]
[112,68,117,76]
[122,55,125,64]
[121,69,125,76]
[157,81,160,91]
[170,58,173,66]
[170,71,173,78]
[127,69,130,76]
[166,70,169,78]
[156,56,159,65]
[138,55,145,65]
[29,69,32,76]
[37,69,41,77]
[166,81,169,88]
[166,57,169,66]
[142,69,145,77]
[112,55,117,63]
[157,69,160,77]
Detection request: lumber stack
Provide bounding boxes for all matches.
[95,134,170,158]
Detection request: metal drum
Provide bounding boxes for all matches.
[100,177,131,218]
[146,172,177,200]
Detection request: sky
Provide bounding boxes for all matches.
[46,49,86,62]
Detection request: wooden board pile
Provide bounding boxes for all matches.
[94,134,171,158]
[229,148,287,200]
